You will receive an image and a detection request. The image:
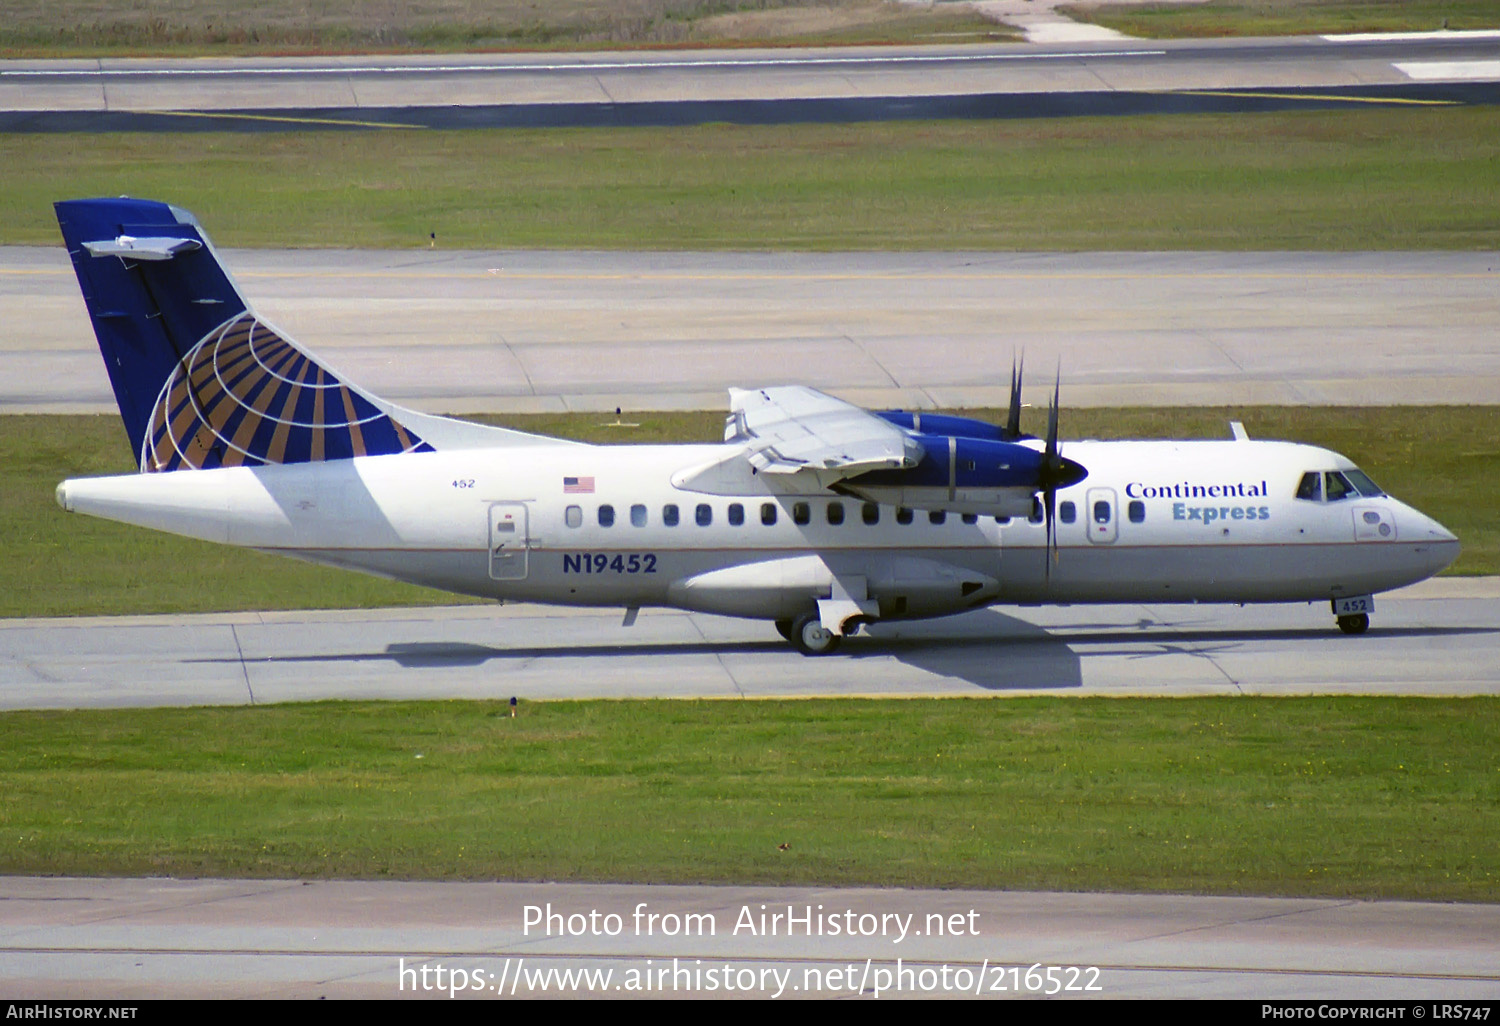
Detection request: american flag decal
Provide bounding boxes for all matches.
[563,476,595,493]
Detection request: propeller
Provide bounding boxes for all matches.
[1036,369,1088,582]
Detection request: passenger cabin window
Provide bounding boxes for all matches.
[995,515,1011,525]
[1128,500,1146,524]
[1295,472,1322,502]
[896,508,914,525]
[862,503,879,525]
[761,503,777,526]
[663,504,680,527]
[728,503,744,526]
[929,510,947,525]
[1094,500,1112,524]
[961,513,978,525]
[565,505,583,528]
[793,502,811,526]
[827,502,845,525]
[696,503,713,526]
[598,504,615,528]
[1059,501,1076,524]
[1028,497,1044,524]
[630,504,647,528]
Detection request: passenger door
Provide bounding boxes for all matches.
[1086,487,1118,545]
[488,502,530,580]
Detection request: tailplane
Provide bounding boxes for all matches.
[56,198,562,472]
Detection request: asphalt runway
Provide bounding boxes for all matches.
[2,34,1499,131]
[3,578,1496,710]
[3,878,1497,999]
[6,248,1498,414]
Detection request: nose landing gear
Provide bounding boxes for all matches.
[1337,612,1370,635]
[1332,596,1373,635]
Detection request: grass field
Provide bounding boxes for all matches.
[1063,0,1500,38]
[0,697,1493,898]
[3,405,1493,620]
[5,108,1499,250]
[0,1,1011,57]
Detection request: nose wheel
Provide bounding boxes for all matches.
[1332,596,1373,636]
[1337,613,1370,635]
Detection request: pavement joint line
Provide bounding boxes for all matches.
[1130,897,1362,948]
[230,622,256,705]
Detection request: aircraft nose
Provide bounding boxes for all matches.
[1405,508,1461,575]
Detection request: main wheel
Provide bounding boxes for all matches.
[1337,613,1370,635]
[790,611,841,656]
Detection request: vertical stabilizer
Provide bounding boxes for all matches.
[56,198,436,472]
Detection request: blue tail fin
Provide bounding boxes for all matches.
[56,198,433,472]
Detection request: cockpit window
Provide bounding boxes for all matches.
[1298,468,1386,503]
[1344,469,1385,498]
[1324,471,1355,502]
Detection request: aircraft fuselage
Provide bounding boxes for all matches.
[58,436,1460,625]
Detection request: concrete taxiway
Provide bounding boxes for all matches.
[2,578,1496,710]
[2,877,1496,999]
[5,248,1498,414]
[3,33,1499,124]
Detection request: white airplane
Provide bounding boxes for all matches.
[53,198,1460,654]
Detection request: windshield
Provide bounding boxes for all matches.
[1343,468,1386,497]
[1296,468,1387,502]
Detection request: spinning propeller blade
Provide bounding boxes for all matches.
[1037,368,1088,582]
[1005,355,1024,441]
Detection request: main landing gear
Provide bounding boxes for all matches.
[778,612,843,655]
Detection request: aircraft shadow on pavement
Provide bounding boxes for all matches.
[375,610,1089,691]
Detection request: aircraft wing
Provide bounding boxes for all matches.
[726,386,925,478]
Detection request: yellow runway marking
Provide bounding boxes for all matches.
[238,270,1500,283]
[1164,89,1461,107]
[137,109,422,130]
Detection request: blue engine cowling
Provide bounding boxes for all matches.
[874,411,1024,442]
[854,434,1045,490]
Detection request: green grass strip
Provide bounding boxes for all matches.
[0,1,1011,59]
[1,697,1494,898]
[3,406,1494,620]
[1063,0,1500,38]
[5,108,1499,250]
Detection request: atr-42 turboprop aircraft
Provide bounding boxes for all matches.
[53,199,1460,654]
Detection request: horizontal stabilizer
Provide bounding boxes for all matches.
[82,235,203,261]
